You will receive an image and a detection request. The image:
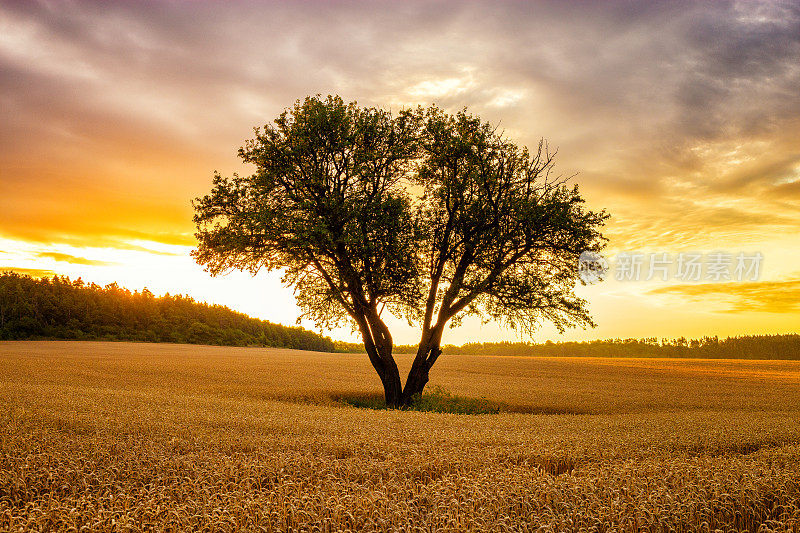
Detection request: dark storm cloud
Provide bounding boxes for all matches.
[671,3,800,136]
[3,1,797,140]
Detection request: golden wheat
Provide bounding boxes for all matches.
[2,341,800,531]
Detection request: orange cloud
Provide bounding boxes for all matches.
[1,0,799,342]
[35,252,118,267]
[651,278,800,314]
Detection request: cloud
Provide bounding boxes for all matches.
[772,179,800,199]
[35,252,118,266]
[651,277,800,314]
[0,0,799,342]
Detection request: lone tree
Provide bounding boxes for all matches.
[193,95,608,407]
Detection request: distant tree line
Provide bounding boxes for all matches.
[0,272,336,351]
[4,271,796,359]
[336,335,800,359]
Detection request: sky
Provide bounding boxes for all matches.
[1,0,799,345]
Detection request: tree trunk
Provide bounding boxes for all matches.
[375,337,403,408]
[366,344,403,408]
[381,363,403,408]
[401,339,441,406]
[355,312,403,408]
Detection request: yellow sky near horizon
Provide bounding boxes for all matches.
[1,0,799,345]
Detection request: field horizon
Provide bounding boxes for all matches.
[3,340,800,530]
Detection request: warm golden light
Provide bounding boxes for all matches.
[1,1,798,344]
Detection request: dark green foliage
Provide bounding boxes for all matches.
[0,271,336,351]
[413,107,608,336]
[335,386,503,415]
[192,95,421,330]
[405,386,502,414]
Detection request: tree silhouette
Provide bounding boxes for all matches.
[193,95,608,406]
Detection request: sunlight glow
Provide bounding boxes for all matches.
[2,0,798,344]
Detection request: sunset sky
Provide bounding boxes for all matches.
[1,0,799,345]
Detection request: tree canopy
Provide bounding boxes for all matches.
[193,95,608,406]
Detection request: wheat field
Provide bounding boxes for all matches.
[2,341,800,531]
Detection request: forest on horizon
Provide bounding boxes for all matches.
[360,335,800,359]
[0,271,336,351]
[1,271,798,359]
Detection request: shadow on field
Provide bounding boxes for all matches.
[307,386,589,415]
